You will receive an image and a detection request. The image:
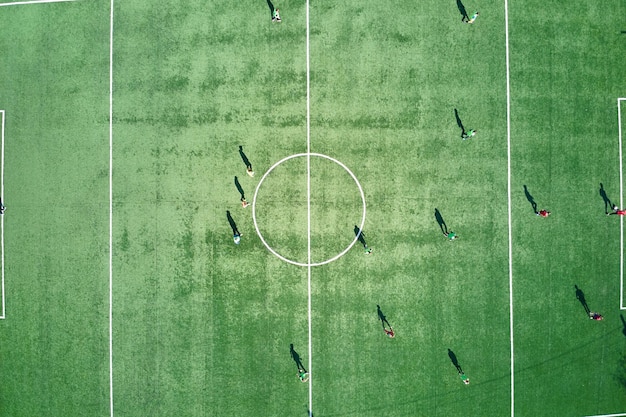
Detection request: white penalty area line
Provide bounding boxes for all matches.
[0,0,75,6]
[619,98,625,310]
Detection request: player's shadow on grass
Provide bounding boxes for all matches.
[267,0,275,18]
[523,185,538,214]
[226,210,240,235]
[599,183,614,214]
[377,305,392,329]
[455,0,469,22]
[575,284,590,315]
[354,225,368,249]
[290,344,306,371]
[235,176,246,200]
[435,208,448,235]
[621,314,626,338]
[239,145,252,171]
[454,108,466,138]
[448,349,463,373]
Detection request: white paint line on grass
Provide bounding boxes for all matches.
[619,98,625,310]
[584,414,626,417]
[108,0,115,414]
[0,110,5,320]
[0,0,75,6]
[504,0,514,415]
[305,0,313,413]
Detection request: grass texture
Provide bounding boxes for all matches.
[0,0,624,416]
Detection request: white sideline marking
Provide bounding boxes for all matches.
[585,414,626,417]
[619,98,625,310]
[305,0,312,413]
[504,0,514,415]
[108,0,114,414]
[0,0,75,6]
[0,110,5,320]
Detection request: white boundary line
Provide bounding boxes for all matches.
[504,0,514,415]
[305,0,313,413]
[0,0,75,6]
[585,414,626,417]
[0,110,5,319]
[108,0,115,414]
[618,98,625,310]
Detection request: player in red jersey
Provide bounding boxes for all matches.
[537,209,551,217]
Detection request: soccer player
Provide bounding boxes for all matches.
[460,371,470,384]
[0,199,6,214]
[233,231,241,245]
[589,312,603,321]
[446,231,458,240]
[462,129,476,140]
[241,197,249,208]
[298,368,309,382]
[273,8,281,22]
[384,327,395,338]
[537,209,551,217]
[608,205,626,216]
[466,11,479,24]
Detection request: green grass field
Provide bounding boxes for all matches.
[0,0,625,416]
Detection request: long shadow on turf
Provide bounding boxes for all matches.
[448,349,463,373]
[454,108,467,138]
[455,0,470,22]
[234,176,246,200]
[574,284,591,315]
[290,344,306,371]
[226,210,240,235]
[523,185,538,214]
[599,183,614,214]
[377,305,392,329]
[239,145,253,172]
[435,208,448,235]
[267,0,275,19]
[354,225,370,251]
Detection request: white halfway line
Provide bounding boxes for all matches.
[0,0,75,6]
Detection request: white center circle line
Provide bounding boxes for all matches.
[252,153,367,267]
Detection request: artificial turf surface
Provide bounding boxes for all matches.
[0,0,624,416]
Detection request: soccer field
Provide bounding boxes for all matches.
[0,0,625,416]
